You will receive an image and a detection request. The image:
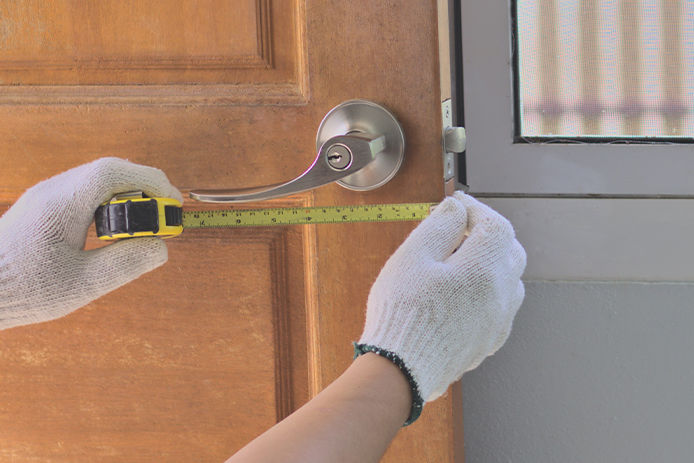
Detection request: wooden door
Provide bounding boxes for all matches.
[0,1,462,461]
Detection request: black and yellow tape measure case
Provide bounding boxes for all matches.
[95,196,183,240]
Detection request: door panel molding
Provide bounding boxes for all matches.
[0,0,308,105]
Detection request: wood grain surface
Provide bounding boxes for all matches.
[0,1,462,461]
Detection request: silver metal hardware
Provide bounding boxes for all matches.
[316,100,403,191]
[441,99,465,182]
[190,100,405,203]
[326,144,353,170]
[444,126,466,153]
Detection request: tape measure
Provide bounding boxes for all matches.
[183,203,435,229]
[95,194,436,240]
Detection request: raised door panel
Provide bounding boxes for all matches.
[0,0,307,103]
[0,198,311,461]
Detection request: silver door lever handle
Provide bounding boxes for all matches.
[190,134,385,203]
[190,100,405,203]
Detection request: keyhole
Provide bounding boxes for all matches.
[326,144,352,170]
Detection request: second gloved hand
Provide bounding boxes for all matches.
[356,192,526,424]
[0,157,182,331]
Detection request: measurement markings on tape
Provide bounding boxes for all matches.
[182,203,437,229]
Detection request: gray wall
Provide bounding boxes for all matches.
[458,198,694,462]
[462,281,694,462]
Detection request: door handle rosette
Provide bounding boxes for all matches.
[190,100,405,203]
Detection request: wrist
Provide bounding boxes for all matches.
[353,343,424,426]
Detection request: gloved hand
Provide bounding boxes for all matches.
[355,191,526,424]
[0,157,182,330]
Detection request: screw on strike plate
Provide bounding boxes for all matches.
[326,144,353,170]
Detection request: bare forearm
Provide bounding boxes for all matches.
[226,353,411,463]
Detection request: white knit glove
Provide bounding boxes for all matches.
[0,157,182,330]
[355,192,526,424]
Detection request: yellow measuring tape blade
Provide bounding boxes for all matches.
[182,203,437,229]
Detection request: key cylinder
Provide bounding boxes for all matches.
[326,144,352,170]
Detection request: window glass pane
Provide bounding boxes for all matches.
[516,0,693,138]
